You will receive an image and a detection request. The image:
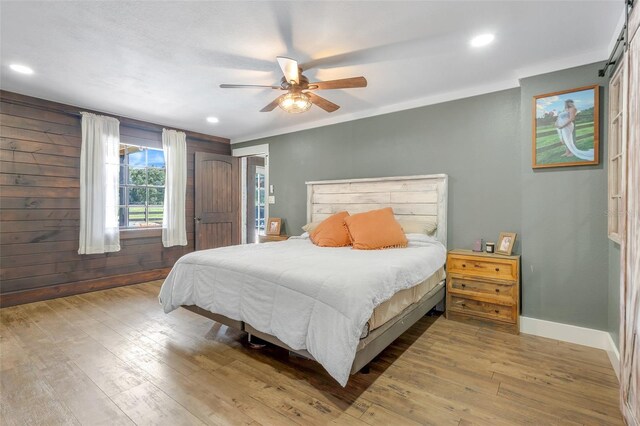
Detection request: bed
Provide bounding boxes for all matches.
[159,174,448,385]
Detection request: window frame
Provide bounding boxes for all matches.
[608,56,627,244]
[255,165,266,236]
[119,143,166,230]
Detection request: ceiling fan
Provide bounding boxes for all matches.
[219,57,367,114]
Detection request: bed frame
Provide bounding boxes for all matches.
[183,174,448,376]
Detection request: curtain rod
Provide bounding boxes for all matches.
[599,0,634,77]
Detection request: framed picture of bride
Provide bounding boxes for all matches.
[532,84,600,169]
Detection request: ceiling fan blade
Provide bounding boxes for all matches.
[276,56,299,84]
[306,92,340,113]
[220,84,281,89]
[260,95,286,112]
[308,77,367,90]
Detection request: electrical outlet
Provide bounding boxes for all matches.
[269,184,274,194]
[268,196,275,204]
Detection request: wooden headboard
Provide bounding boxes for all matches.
[305,174,448,246]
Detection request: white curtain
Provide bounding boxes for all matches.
[78,112,120,254]
[162,129,188,247]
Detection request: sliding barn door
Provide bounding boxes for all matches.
[194,152,239,250]
[621,6,639,423]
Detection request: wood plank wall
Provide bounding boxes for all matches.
[0,91,231,306]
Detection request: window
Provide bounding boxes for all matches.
[119,144,165,228]
[608,59,626,243]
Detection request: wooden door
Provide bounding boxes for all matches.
[195,152,239,250]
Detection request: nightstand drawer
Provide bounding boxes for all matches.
[447,256,517,280]
[448,276,515,301]
[448,295,516,322]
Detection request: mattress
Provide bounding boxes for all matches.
[159,234,447,386]
[361,266,445,338]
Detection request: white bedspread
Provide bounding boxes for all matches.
[159,234,446,386]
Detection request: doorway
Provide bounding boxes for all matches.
[232,144,269,245]
[245,156,266,244]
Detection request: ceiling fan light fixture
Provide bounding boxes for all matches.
[278,92,311,113]
[221,56,366,113]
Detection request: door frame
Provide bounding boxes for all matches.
[232,144,269,244]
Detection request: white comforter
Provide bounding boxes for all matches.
[159,234,446,385]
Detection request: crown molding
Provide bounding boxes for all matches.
[231,78,518,143]
[514,49,607,80]
[232,51,609,144]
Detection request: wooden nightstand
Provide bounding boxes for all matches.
[258,235,289,243]
[446,249,521,334]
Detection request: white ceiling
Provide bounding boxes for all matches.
[0,1,622,143]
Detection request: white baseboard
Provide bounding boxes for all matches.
[520,316,619,380]
[520,316,611,348]
[605,333,620,380]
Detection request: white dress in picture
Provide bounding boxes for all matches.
[556,110,594,160]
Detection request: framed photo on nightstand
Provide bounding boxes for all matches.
[266,217,282,235]
[496,232,517,255]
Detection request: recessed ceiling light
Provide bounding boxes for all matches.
[470,34,495,48]
[9,64,34,75]
[206,116,219,124]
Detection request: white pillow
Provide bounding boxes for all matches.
[398,219,438,235]
[405,233,440,244]
[301,221,322,233]
[288,232,310,240]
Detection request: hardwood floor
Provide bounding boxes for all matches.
[0,281,622,425]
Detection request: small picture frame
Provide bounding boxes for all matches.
[266,217,282,236]
[496,232,517,255]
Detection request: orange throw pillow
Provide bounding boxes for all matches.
[344,208,408,250]
[309,211,352,247]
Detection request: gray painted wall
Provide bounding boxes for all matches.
[519,62,610,331]
[236,61,619,335]
[239,88,522,251]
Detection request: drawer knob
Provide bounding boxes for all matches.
[494,310,499,314]
[495,289,500,293]
[462,264,466,268]
[461,303,466,307]
[461,284,466,288]
[495,267,500,272]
